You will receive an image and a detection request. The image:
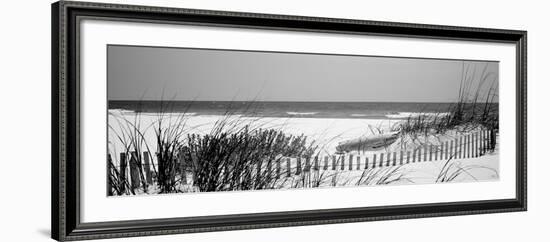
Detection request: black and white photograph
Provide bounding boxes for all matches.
[107,45,499,196]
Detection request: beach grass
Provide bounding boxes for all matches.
[396,62,498,151]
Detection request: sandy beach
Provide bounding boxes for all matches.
[108,109,499,192]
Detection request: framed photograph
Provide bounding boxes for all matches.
[52,1,527,241]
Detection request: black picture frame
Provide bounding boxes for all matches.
[51,1,527,241]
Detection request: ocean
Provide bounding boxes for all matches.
[108,101,496,119]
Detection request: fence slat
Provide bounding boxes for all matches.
[474,132,479,157]
[392,152,397,166]
[454,138,459,159]
[349,155,354,170]
[412,149,417,163]
[483,130,488,154]
[406,151,411,163]
[478,131,482,157]
[470,134,475,158]
[119,153,127,194]
[296,157,302,175]
[332,155,337,170]
[468,134,471,158]
[341,156,346,170]
[143,152,152,185]
[473,132,477,157]
[486,129,490,153]
[324,156,328,170]
[423,145,427,162]
[459,137,463,158]
[480,130,484,154]
[286,158,291,177]
[465,135,469,158]
[365,157,369,169]
[314,156,319,170]
[107,154,113,196]
[372,154,377,168]
[471,134,474,158]
[451,140,456,159]
[445,141,449,160]
[440,143,444,160]
[129,152,141,190]
[429,145,433,161]
[400,151,404,165]
[380,153,385,167]
[357,156,361,170]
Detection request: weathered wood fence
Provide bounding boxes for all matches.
[108,129,496,194]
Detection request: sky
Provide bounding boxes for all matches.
[107,45,499,103]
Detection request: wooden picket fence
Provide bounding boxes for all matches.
[108,128,496,194]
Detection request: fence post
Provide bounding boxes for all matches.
[400,151,404,165]
[406,151,411,163]
[304,157,310,172]
[392,152,397,166]
[119,153,127,194]
[286,158,291,177]
[324,156,329,170]
[379,153,385,167]
[107,154,113,196]
[341,156,346,170]
[412,149,416,163]
[468,134,472,158]
[143,152,152,185]
[332,155,337,170]
[365,157,369,169]
[357,156,361,170]
[129,152,141,190]
[372,154,377,168]
[349,155,354,170]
